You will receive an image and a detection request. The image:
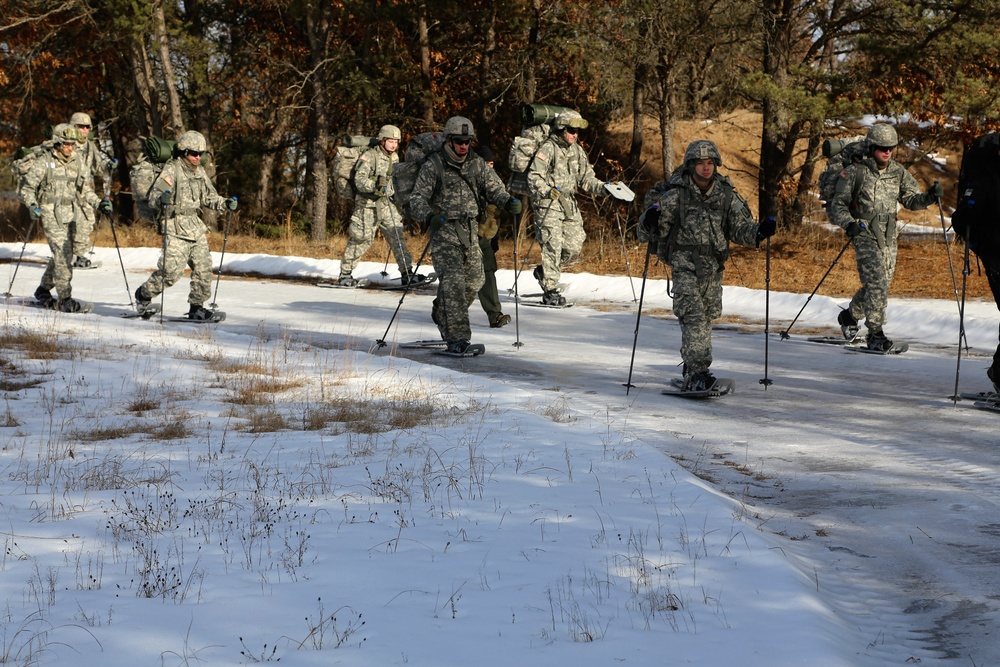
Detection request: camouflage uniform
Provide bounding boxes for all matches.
[527,124,606,293]
[653,142,761,379]
[19,131,99,304]
[138,154,229,307]
[409,147,512,345]
[71,136,114,261]
[828,151,936,333]
[340,144,413,277]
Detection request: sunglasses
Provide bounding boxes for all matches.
[75,124,91,130]
[184,150,203,157]
[452,139,472,146]
[564,128,580,135]
[874,145,894,152]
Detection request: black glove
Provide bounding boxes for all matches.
[929,181,944,199]
[505,198,522,215]
[98,199,113,216]
[28,207,41,221]
[225,197,239,211]
[756,216,776,241]
[846,221,867,238]
[641,206,661,235]
[427,213,446,231]
[160,190,172,206]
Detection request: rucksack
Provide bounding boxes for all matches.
[817,135,868,207]
[12,141,55,205]
[392,131,446,221]
[952,132,1000,251]
[507,104,571,195]
[129,135,176,222]
[333,135,378,200]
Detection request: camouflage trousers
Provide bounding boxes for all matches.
[340,204,412,276]
[671,255,724,375]
[533,201,585,291]
[72,204,96,258]
[431,229,484,343]
[140,233,213,306]
[39,215,77,300]
[846,233,898,331]
[477,235,501,319]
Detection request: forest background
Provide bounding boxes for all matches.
[2,0,1000,300]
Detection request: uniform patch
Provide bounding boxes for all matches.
[838,170,850,179]
[163,174,175,187]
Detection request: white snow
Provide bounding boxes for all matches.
[1,242,998,666]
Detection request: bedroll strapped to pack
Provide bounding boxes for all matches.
[952,132,1000,251]
[817,135,868,206]
[129,135,176,222]
[392,131,446,221]
[333,135,379,201]
[507,104,572,195]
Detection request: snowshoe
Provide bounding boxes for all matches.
[436,339,485,357]
[541,289,567,306]
[662,373,735,398]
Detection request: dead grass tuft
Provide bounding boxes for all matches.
[0,326,68,360]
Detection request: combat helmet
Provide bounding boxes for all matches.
[443,116,475,141]
[552,110,589,131]
[51,124,79,146]
[70,112,92,127]
[176,130,208,153]
[867,123,898,150]
[683,140,723,170]
[377,125,402,142]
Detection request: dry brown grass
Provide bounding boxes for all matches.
[0,325,69,360]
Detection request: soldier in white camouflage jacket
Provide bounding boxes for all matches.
[18,124,110,312]
[134,131,238,320]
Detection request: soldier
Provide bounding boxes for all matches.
[408,116,522,355]
[473,145,510,328]
[19,124,111,312]
[338,125,425,286]
[828,123,941,351]
[951,132,1000,391]
[641,140,775,391]
[134,130,238,320]
[68,112,116,268]
[527,109,609,305]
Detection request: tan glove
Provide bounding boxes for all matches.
[478,204,500,239]
[548,187,561,200]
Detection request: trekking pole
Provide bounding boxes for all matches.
[612,206,637,301]
[372,230,435,350]
[623,239,656,394]
[510,205,529,348]
[210,204,235,309]
[779,238,852,339]
[759,234,773,388]
[935,188,968,349]
[380,244,392,277]
[104,209,133,307]
[3,215,39,298]
[950,241,971,404]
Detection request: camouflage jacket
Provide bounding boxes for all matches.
[148,158,228,240]
[527,134,605,202]
[828,157,935,232]
[654,173,758,266]
[409,150,511,247]
[18,148,99,224]
[353,145,400,220]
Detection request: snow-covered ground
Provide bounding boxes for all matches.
[1,242,998,666]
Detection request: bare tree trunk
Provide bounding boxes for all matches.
[128,38,162,136]
[153,0,184,136]
[758,0,793,223]
[477,0,497,146]
[526,0,541,104]
[628,18,649,177]
[258,110,294,212]
[306,3,331,242]
[418,3,434,127]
